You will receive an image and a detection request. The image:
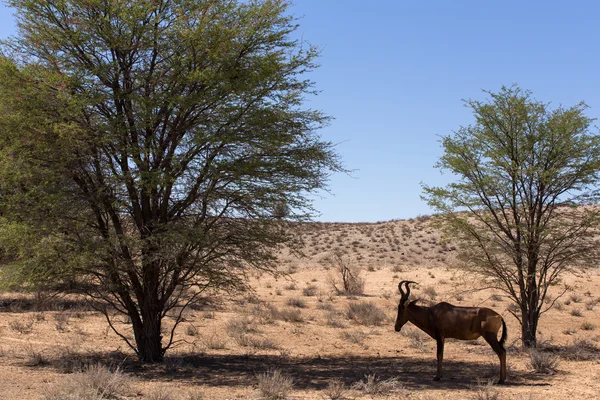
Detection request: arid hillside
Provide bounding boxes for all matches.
[0,218,598,400]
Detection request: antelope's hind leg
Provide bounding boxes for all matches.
[483,332,506,384]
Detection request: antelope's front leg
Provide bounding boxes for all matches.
[434,337,444,381]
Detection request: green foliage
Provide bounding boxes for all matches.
[423,85,600,347]
[0,0,342,361]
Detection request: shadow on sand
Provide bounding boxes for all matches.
[119,353,553,391]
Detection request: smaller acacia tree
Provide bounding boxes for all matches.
[423,85,600,347]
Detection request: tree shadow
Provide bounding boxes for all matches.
[128,353,554,391]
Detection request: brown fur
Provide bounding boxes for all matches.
[395,281,507,383]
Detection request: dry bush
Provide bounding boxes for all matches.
[570,308,583,317]
[423,285,437,299]
[352,374,404,396]
[325,311,346,328]
[55,312,71,332]
[346,301,387,326]
[341,330,369,346]
[560,338,600,361]
[471,381,500,400]
[43,363,129,400]
[401,326,428,351]
[283,282,297,290]
[529,350,559,374]
[324,378,347,400]
[226,317,258,338]
[146,386,174,400]
[202,331,227,350]
[286,297,307,308]
[256,369,293,400]
[9,317,34,334]
[276,308,304,323]
[581,321,596,331]
[570,294,583,303]
[327,253,365,296]
[186,324,198,336]
[23,343,47,366]
[302,285,318,296]
[234,334,279,350]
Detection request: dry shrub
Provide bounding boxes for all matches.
[9,317,34,334]
[471,381,500,400]
[286,297,307,308]
[423,285,437,299]
[352,374,404,396]
[561,338,600,361]
[202,331,227,350]
[146,386,174,400]
[401,326,428,351]
[186,324,198,336]
[325,311,345,328]
[226,317,258,338]
[324,378,347,400]
[302,285,318,296]
[581,321,596,331]
[256,369,293,400]
[529,350,559,374]
[346,301,386,326]
[341,330,368,346]
[276,307,304,323]
[234,334,279,350]
[55,312,70,332]
[327,253,365,296]
[570,308,583,317]
[23,343,47,366]
[43,363,129,400]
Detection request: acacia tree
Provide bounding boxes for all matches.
[423,86,600,347]
[0,0,342,362]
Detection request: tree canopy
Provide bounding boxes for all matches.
[423,85,600,347]
[0,0,342,361]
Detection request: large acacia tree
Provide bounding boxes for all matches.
[423,86,600,347]
[0,0,342,362]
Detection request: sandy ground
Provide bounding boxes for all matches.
[0,219,598,399]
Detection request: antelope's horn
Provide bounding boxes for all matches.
[403,281,417,300]
[398,281,408,299]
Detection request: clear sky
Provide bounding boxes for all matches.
[1,1,600,222]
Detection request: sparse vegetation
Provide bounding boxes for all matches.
[352,374,404,396]
[346,302,387,326]
[256,369,293,400]
[529,350,559,374]
[42,363,129,400]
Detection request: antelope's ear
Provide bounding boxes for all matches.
[409,299,420,306]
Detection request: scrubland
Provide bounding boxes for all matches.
[0,217,598,399]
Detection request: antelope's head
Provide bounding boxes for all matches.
[394,280,417,332]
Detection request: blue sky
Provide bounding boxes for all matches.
[1,1,600,222]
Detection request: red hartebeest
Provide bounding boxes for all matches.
[395,281,507,383]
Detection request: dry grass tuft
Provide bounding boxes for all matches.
[286,297,307,308]
[340,330,369,346]
[471,381,500,400]
[324,378,347,400]
[43,363,129,400]
[9,317,34,334]
[346,301,387,326]
[256,369,293,400]
[529,350,559,374]
[352,374,404,396]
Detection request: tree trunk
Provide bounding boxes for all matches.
[521,309,538,348]
[132,308,164,362]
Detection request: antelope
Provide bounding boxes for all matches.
[395,281,507,383]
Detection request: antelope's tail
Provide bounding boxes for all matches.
[499,318,507,347]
